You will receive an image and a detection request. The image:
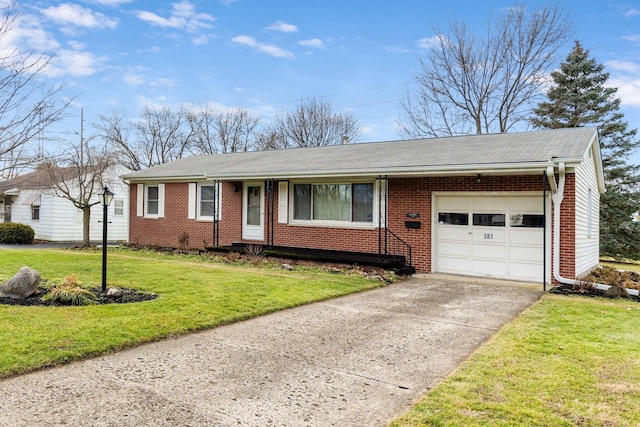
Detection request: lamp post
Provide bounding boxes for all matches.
[98,186,114,292]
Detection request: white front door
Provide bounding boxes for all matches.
[242,182,264,241]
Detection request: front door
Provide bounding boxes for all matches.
[242,183,264,241]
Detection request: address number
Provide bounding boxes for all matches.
[483,233,494,240]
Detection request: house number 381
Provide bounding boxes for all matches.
[483,233,494,240]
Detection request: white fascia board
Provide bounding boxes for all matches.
[204,161,582,181]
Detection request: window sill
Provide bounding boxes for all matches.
[287,220,375,230]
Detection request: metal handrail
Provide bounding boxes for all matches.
[383,228,413,274]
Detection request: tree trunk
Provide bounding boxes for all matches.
[82,206,91,247]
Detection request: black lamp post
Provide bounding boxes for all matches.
[98,186,114,292]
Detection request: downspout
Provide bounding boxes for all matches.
[547,162,576,286]
[548,163,638,296]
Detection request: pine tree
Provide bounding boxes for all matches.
[532,41,640,259]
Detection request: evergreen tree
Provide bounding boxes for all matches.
[532,41,640,259]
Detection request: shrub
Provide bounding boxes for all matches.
[0,223,35,244]
[42,275,96,306]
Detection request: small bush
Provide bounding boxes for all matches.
[244,244,265,265]
[42,275,96,306]
[0,223,35,244]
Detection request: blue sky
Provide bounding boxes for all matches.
[8,0,640,163]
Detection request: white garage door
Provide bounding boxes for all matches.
[435,195,546,282]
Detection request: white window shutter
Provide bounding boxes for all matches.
[278,181,288,223]
[188,183,196,219]
[158,183,165,218]
[136,184,144,217]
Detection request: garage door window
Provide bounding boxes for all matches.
[438,212,468,225]
[473,213,505,226]
[510,214,544,228]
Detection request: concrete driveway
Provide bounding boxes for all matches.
[0,275,542,426]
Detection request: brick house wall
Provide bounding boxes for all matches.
[129,173,576,279]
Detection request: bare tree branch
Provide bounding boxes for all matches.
[0,1,71,178]
[397,3,571,138]
[261,97,363,149]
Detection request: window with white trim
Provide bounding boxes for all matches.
[114,200,124,216]
[188,182,222,220]
[198,183,221,220]
[137,183,164,218]
[292,182,374,223]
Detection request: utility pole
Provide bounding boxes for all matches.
[80,107,84,165]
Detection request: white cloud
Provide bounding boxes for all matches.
[607,60,640,74]
[231,35,295,59]
[40,3,118,32]
[135,1,215,32]
[46,49,102,77]
[265,21,298,33]
[622,34,640,44]
[85,0,134,5]
[624,7,640,17]
[607,60,640,107]
[299,38,325,49]
[417,35,442,49]
[384,45,410,54]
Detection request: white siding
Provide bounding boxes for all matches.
[4,165,130,243]
[574,146,600,276]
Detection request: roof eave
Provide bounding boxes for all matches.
[203,159,583,181]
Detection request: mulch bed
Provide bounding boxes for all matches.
[0,287,158,307]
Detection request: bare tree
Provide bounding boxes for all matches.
[96,106,192,171]
[0,1,71,178]
[397,3,571,138]
[187,105,259,154]
[261,97,363,149]
[42,140,115,247]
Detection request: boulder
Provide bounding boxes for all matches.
[604,285,630,299]
[0,267,41,299]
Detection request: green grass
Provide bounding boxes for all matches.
[391,294,640,426]
[601,260,640,273]
[0,247,386,378]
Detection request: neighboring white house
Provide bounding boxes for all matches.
[0,165,130,243]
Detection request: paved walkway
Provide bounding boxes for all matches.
[0,276,542,426]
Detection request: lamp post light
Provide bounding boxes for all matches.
[98,186,114,292]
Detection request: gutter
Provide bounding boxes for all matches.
[547,162,639,297]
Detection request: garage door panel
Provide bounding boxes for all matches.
[438,257,470,273]
[473,197,507,211]
[472,259,507,276]
[509,262,543,281]
[510,196,542,212]
[438,241,469,256]
[435,194,545,282]
[472,243,507,258]
[510,229,543,244]
[510,245,543,261]
[472,229,506,243]
[439,226,471,240]
[437,197,471,210]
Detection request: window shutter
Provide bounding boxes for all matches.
[157,183,165,218]
[188,183,196,219]
[136,184,144,217]
[278,181,288,223]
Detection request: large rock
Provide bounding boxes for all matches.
[604,284,630,299]
[0,267,41,299]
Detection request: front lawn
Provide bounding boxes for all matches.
[0,248,388,378]
[391,293,640,426]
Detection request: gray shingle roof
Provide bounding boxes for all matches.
[122,127,599,181]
